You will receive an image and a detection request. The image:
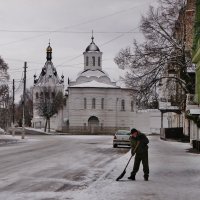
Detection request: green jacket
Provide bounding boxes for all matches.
[130,132,149,155]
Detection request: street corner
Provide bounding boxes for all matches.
[0,135,21,146]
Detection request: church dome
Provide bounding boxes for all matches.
[46,43,52,52]
[85,36,100,52]
[46,42,52,61]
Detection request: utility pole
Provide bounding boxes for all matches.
[12,79,15,136]
[22,62,27,139]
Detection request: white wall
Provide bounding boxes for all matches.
[67,87,136,130]
[132,109,168,134]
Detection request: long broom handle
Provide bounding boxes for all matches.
[124,141,140,170]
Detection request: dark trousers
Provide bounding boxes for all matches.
[131,151,149,177]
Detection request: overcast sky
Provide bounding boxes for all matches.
[0,0,157,101]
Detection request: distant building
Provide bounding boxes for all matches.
[64,36,138,134]
[32,37,167,134]
[32,43,64,130]
[190,0,200,148]
[31,38,137,133]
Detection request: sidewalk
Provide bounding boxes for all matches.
[72,135,200,200]
[0,134,20,145]
[0,135,200,200]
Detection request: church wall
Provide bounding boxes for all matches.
[83,51,102,70]
[132,110,168,134]
[65,87,136,134]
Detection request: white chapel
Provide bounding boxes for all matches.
[32,37,138,134]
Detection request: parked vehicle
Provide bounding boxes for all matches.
[113,130,131,148]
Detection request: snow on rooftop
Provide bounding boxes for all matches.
[70,69,110,82]
[70,80,119,88]
[79,69,108,78]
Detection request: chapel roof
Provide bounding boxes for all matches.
[34,43,64,86]
[85,35,100,52]
[70,80,119,88]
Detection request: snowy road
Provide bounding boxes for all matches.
[0,135,200,200]
[0,135,128,200]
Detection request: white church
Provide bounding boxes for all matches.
[32,37,165,134]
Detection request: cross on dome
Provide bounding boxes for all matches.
[85,31,100,52]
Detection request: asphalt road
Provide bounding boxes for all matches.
[0,135,129,195]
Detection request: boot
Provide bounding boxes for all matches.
[144,175,149,181]
[128,174,135,180]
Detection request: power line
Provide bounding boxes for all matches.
[57,27,139,66]
[5,25,139,73]
[0,30,140,34]
[0,5,140,47]
[8,57,114,73]
[6,26,133,72]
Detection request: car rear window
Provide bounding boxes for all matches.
[116,130,130,135]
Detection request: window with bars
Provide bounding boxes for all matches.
[86,56,89,66]
[101,98,104,109]
[121,99,125,111]
[84,98,87,109]
[92,56,95,66]
[98,57,101,66]
[92,98,96,109]
[131,101,134,111]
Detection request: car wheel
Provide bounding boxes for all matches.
[113,144,117,148]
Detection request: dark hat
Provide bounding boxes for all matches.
[131,128,138,133]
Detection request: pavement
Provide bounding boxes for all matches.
[72,135,200,200]
[0,133,200,200]
[0,127,48,144]
[0,134,20,145]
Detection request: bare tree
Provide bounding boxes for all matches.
[114,0,193,109]
[35,87,64,132]
[0,56,10,130]
[16,89,33,127]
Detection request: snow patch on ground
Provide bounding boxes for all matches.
[1,136,200,200]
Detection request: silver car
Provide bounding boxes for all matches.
[113,130,131,148]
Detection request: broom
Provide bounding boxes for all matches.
[116,141,140,181]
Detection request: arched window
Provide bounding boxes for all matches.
[101,123,103,130]
[84,98,87,109]
[101,98,104,109]
[36,92,38,99]
[86,56,89,66]
[92,98,96,109]
[92,56,95,66]
[98,57,101,66]
[84,123,87,130]
[45,92,49,99]
[121,99,125,111]
[40,92,43,97]
[131,101,134,112]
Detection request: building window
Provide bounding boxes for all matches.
[84,98,87,109]
[98,57,101,66]
[121,99,125,111]
[36,92,38,99]
[52,92,55,98]
[101,123,103,130]
[92,98,96,109]
[86,56,89,66]
[84,123,87,130]
[131,101,134,112]
[45,92,49,99]
[101,98,104,109]
[92,56,95,66]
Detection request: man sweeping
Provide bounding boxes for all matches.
[128,128,149,181]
